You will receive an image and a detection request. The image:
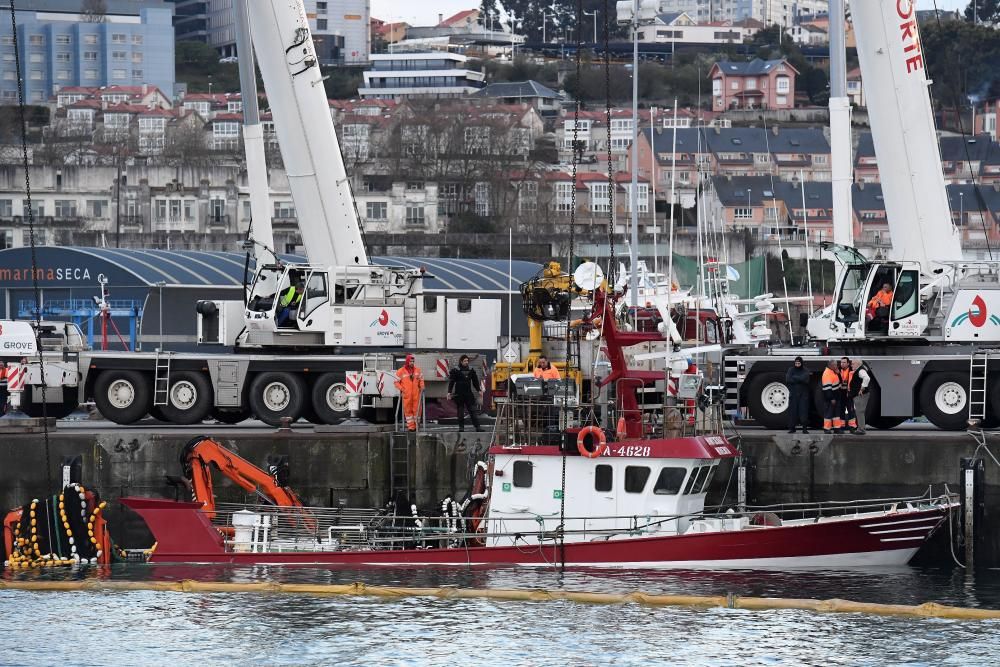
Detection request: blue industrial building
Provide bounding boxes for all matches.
[0,247,540,351]
[0,0,174,105]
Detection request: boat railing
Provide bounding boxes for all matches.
[206,490,956,553]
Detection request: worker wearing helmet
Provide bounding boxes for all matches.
[395,354,424,432]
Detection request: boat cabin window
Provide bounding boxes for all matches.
[595,464,613,492]
[683,465,713,495]
[512,461,533,488]
[697,465,716,493]
[653,467,687,495]
[624,466,651,493]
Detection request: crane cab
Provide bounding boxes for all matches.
[243,262,420,348]
[814,244,925,341]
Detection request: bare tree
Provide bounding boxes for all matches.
[81,0,108,23]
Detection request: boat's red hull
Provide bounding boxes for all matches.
[122,497,953,569]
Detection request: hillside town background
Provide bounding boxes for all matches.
[2,0,1000,296]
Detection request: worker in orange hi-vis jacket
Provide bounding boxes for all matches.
[395,354,425,432]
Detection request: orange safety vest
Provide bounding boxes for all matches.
[821,367,842,393]
[868,290,892,310]
[837,367,854,391]
[394,365,424,393]
[533,366,560,380]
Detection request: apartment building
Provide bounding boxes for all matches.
[0,1,175,104]
[359,52,486,100]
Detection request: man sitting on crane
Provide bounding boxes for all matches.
[866,282,894,333]
[277,276,305,327]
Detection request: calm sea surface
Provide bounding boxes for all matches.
[1,564,998,666]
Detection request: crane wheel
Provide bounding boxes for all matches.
[211,407,251,424]
[863,384,906,430]
[159,371,213,425]
[311,373,350,424]
[19,392,80,420]
[248,372,306,427]
[918,372,969,431]
[93,369,152,425]
[745,372,791,430]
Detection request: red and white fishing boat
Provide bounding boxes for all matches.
[122,273,957,569]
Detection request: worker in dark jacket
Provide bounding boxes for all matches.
[448,354,483,432]
[785,356,811,434]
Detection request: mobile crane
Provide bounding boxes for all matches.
[8,0,501,427]
[725,0,1000,430]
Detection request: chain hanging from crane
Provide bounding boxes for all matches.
[602,0,618,288]
[7,0,53,495]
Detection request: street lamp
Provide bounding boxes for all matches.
[959,191,964,227]
[618,0,665,305]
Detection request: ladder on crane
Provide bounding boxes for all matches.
[153,352,172,407]
[968,351,989,425]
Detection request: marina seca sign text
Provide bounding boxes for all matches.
[0,266,92,282]
[897,0,923,74]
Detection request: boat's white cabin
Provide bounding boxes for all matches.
[485,436,737,546]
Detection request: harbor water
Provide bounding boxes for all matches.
[2,565,999,665]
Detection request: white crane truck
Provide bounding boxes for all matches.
[723,0,1000,431]
[7,0,501,427]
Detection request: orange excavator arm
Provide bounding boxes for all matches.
[181,437,304,519]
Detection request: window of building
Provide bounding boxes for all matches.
[84,34,98,45]
[590,182,610,213]
[595,464,613,492]
[111,33,127,44]
[184,200,194,220]
[730,79,739,90]
[406,181,424,191]
[274,201,296,219]
[776,96,787,106]
[474,182,490,217]
[132,34,143,45]
[555,182,574,212]
[112,69,126,79]
[317,1,328,11]
[210,198,225,221]
[624,466,651,493]
[83,51,98,61]
[512,460,533,488]
[55,53,70,63]
[167,199,180,220]
[29,70,41,80]
[776,77,790,93]
[132,69,143,79]
[0,199,12,217]
[405,206,425,226]
[0,229,12,249]
[2,71,13,81]
[112,50,127,61]
[366,201,387,220]
[29,53,43,63]
[28,34,43,46]
[54,200,77,218]
[734,207,752,219]
[0,36,13,45]
[87,200,107,218]
[653,467,687,495]
[745,77,756,90]
[317,19,328,30]
[155,199,167,220]
[84,69,98,79]
[22,200,44,218]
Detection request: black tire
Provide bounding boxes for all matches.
[20,392,79,420]
[158,371,213,425]
[918,371,970,431]
[248,372,306,427]
[93,369,152,425]
[211,406,251,424]
[148,406,170,422]
[745,371,791,430]
[864,384,907,430]
[311,372,351,425]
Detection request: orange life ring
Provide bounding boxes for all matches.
[577,426,608,458]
